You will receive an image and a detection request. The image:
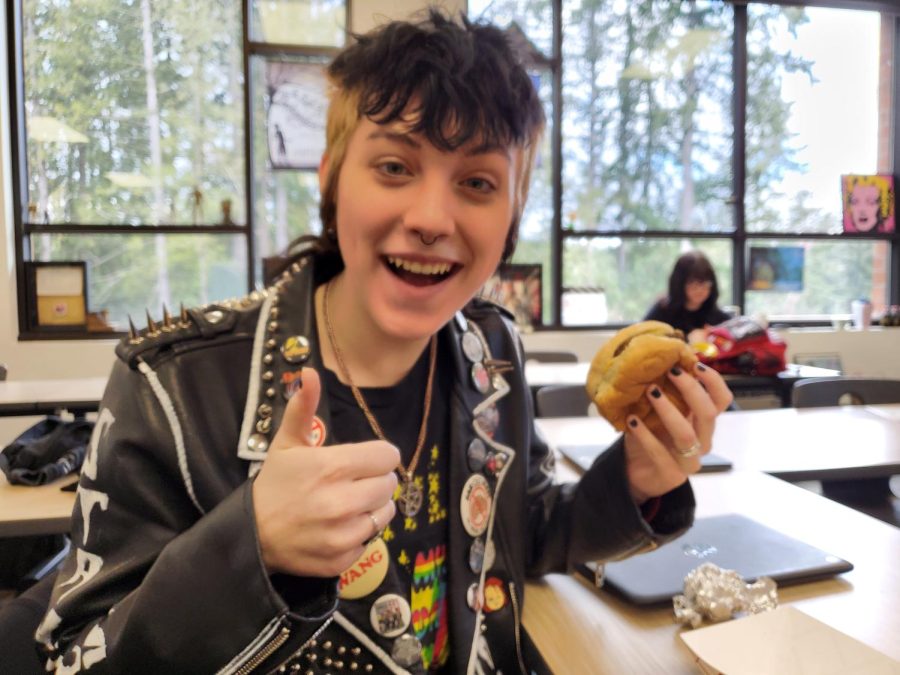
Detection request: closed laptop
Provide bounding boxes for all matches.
[578,513,853,605]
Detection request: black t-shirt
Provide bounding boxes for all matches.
[643,298,731,335]
[322,336,451,671]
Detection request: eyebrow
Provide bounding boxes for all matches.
[367,130,511,160]
[367,130,421,149]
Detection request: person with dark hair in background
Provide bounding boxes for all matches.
[644,250,732,343]
[32,11,732,674]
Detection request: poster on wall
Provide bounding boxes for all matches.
[747,246,804,292]
[266,61,328,170]
[840,174,895,233]
[24,261,88,331]
[481,264,543,330]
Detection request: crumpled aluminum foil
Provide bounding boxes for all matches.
[673,562,778,628]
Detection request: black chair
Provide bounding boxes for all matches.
[791,377,900,526]
[535,384,593,418]
[524,350,578,364]
[792,377,900,408]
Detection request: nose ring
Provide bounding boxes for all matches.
[419,233,439,246]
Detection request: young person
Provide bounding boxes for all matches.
[644,250,732,343]
[36,11,732,673]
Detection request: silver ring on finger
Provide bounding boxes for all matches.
[676,440,702,458]
[363,511,383,547]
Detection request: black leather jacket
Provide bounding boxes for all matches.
[37,256,694,674]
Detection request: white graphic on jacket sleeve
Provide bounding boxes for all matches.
[472,632,497,675]
[77,487,109,542]
[83,407,115,481]
[81,624,107,668]
[47,621,109,673]
[51,648,84,675]
[37,406,116,670]
[35,608,62,647]
[57,548,104,604]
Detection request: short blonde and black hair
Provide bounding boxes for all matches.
[314,9,546,269]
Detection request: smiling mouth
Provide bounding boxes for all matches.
[384,256,460,287]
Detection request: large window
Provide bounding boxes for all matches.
[471,0,900,328]
[8,0,345,337]
[8,1,899,336]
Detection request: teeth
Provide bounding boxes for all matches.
[387,257,452,276]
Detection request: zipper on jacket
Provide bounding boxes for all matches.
[233,626,291,675]
[235,616,335,675]
[508,582,528,675]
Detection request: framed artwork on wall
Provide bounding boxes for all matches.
[265,60,328,170]
[747,246,804,292]
[841,174,895,233]
[24,261,88,331]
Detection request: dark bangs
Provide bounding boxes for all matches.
[685,256,716,283]
[327,10,545,151]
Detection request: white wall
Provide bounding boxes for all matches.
[0,0,464,386]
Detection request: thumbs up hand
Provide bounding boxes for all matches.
[252,368,399,577]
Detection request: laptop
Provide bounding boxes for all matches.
[577,513,853,605]
[559,443,733,474]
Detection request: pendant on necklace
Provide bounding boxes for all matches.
[396,480,423,517]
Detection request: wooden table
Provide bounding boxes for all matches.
[524,362,840,408]
[0,377,107,417]
[0,377,105,535]
[0,473,77,537]
[536,404,900,482]
[523,470,900,673]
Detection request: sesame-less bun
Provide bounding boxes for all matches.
[586,321,698,435]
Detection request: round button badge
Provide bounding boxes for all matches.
[280,335,311,364]
[469,537,486,574]
[338,538,389,600]
[461,474,492,537]
[308,416,326,446]
[466,438,488,473]
[470,362,492,394]
[461,331,484,363]
[369,593,411,638]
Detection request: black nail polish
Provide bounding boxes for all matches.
[650,387,662,399]
[696,363,707,372]
[670,366,682,376]
[628,418,638,428]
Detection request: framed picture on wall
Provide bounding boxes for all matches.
[840,174,895,233]
[265,60,328,170]
[24,261,88,331]
[747,246,804,292]
[481,263,543,330]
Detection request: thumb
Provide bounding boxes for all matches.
[271,367,322,449]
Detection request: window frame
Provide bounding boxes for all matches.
[5,0,347,340]
[6,1,900,338]
[540,0,900,330]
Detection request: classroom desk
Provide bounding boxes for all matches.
[0,377,107,417]
[522,470,900,673]
[0,473,77,537]
[0,377,105,536]
[536,404,900,482]
[524,361,840,408]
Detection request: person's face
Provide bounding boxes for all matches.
[849,184,880,232]
[684,278,712,311]
[325,115,519,341]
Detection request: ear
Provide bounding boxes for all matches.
[318,154,329,194]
